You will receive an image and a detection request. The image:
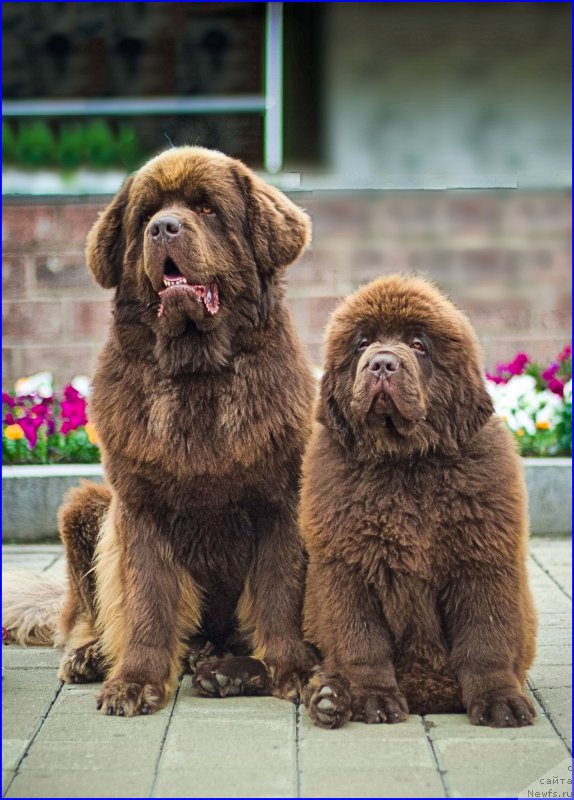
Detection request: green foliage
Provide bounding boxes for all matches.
[2,121,17,163]
[17,121,57,168]
[4,119,148,171]
[57,124,85,170]
[2,427,100,465]
[84,120,118,169]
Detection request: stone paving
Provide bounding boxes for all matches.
[2,538,571,799]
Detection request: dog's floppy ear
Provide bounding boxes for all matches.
[237,168,311,273]
[85,176,134,288]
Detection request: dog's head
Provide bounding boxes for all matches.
[86,147,310,372]
[319,275,494,458]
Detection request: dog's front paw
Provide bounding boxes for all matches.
[96,678,166,717]
[350,688,409,724]
[304,671,352,729]
[469,690,536,728]
[267,640,320,702]
[58,640,103,684]
[192,656,271,698]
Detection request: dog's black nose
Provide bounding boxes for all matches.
[149,215,182,240]
[368,352,400,378]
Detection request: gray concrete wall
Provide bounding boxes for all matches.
[325,4,571,188]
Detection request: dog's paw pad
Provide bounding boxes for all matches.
[304,673,352,729]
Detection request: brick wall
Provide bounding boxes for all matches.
[2,190,571,388]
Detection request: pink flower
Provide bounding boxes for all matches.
[547,378,565,397]
[60,385,88,433]
[558,344,572,362]
[18,416,38,448]
[486,352,530,384]
[2,392,15,408]
[506,352,529,376]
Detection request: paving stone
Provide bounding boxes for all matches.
[299,767,445,798]
[537,620,572,647]
[45,556,67,578]
[2,545,64,555]
[6,768,153,798]
[533,686,572,748]
[2,555,57,571]
[446,767,565,798]
[3,691,57,739]
[300,735,432,767]
[53,685,106,714]
[21,739,162,772]
[36,711,169,743]
[2,771,15,794]
[2,739,29,771]
[153,767,297,798]
[535,645,572,665]
[1,539,571,799]
[2,668,61,694]
[433,737,568,773]
[3,646,62,669]
[529,665,571,689]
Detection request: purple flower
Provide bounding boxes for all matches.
[558,344,572,362]
[2,392,15,408]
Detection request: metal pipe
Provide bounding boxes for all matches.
[264,2,284,174]
[2,96,266,118]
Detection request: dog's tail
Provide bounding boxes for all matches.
[2,569,67,646]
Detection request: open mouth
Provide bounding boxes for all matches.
[157,258,220,318]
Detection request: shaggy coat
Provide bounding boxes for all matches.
[301,275,537,728]
[54,147,317,715]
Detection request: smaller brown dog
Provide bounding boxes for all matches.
[301,275,537,729]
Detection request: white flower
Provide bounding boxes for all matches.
[563,379,572,405]
[513,409,536,435]
[71,375,92,397]
[14,371,53,399]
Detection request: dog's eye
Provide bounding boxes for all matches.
[357,338,369,352]
[195,206,214,215]
[411,338,426,353]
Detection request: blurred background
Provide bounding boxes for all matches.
[2,1,571,383]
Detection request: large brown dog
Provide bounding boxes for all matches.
[301,275,537,729]
[14,147,318,715]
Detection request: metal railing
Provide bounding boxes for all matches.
[2,3,284,174]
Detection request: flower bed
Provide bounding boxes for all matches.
[2,348,572,466]
[485,346,572,457]
[2,372,100,465]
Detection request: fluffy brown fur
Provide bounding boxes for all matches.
[7,147,318,715]
[301,275,537,729]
